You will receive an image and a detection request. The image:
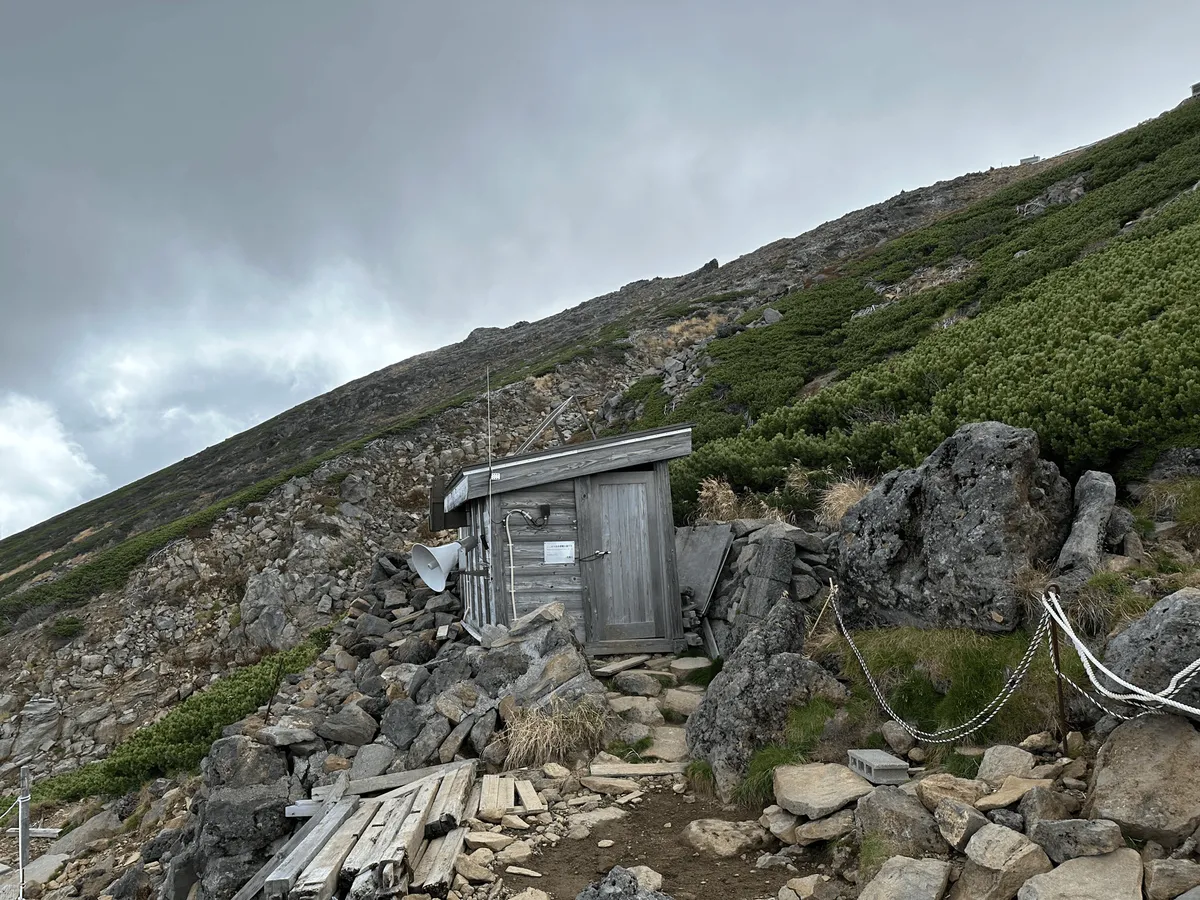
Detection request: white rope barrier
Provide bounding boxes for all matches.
[832,584,1052,744]
[831,581,1200,744]
[1042,588,1200,718]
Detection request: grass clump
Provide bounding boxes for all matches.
[1139,478,1200,548]
[1070,571,1155,636]
[685,760,716,799]
[606,736,653,762]
[816,475,876,527]
[942,750,983,779]
[858,831,895,882]
[505,698,608,768]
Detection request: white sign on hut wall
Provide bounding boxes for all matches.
[543,541,576,565]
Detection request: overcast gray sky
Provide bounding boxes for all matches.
[1,1,1197,537]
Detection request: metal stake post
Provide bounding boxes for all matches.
[1049,623,1070,742]
[18,766,30,900]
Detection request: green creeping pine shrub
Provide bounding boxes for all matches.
[670,185,1200,517]
[735,698,837,807]
[23,635,325,805]
[48,615,85,640]
[592,98,1200,517]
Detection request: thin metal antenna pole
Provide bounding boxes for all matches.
[19,765,30,900]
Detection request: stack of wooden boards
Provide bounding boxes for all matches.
[233,759,490,900]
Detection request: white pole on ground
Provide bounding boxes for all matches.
[18,766,30,900]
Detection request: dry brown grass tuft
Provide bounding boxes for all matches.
[696,477,790,523]
[817,476,875,527]
[666,313,721,343]
[505,698,609,768]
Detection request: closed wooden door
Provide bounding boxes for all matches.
[580,471,662,643]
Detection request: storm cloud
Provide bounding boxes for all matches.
[1,0,1198,535]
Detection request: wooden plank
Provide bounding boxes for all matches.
[292,799,379,900]
[377,772,444,801]
[478,774,514,824]
[342,795,412,881]
[674,524,734,618]
[465,780,482,821]
[589,761,689,777]
[655,460,685,642]
[507,574,583,591]
[591,654,651,677]
[4,827,60,838]
[373,778,438,889]
[232,774,349,900]
[411,826,467,895]
[584,637,682,656]
[514,780,546,814]
[263,796,359,900]
[342,760,472,797]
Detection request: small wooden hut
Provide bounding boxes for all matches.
[432,424,693,655]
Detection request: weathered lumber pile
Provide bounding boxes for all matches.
[249,760,482,900]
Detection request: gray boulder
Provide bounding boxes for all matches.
[1086,714,1200,849]
[380,698,424,751]
[1054,471,1116,588]
[836,423,1072,632]
[315,704,378,746]
[856,786,948,858]
[1016,848,1142,900]
[239,569,299,651]
[859,856,951,900]
[686,596,848,801]
[203,736,288,789]
[1027,818,1124,864]
[4,698,62,766]
[576,866,673,900]
[1102,588,1200,713]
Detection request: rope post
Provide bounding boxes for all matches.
[18,765,30,900]
[1047,584,1070,742]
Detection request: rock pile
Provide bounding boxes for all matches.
[705,519,834,658]
[157,587,606,899]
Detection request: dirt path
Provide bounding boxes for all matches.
[503,791,810,900]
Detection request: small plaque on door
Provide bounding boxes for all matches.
[543,541,576,565]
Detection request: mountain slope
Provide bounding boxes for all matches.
[606,95,1200,515]
[0,157,1062,624]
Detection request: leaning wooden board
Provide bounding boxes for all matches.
[291,800,379,900]
[263,796,359,900]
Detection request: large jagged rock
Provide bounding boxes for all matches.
[774,763,873,819]
[2,698,62,767]
[1054,471,1116,588]
[575,865,673,900]
[238,568,301,651]
[1016,848,1142,900]
[1102,588,1200,713]
[686,597,848,801]
[1086,714,1200,849]
[835,422,1072,632]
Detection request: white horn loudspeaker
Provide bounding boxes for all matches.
[411,534,479,592]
